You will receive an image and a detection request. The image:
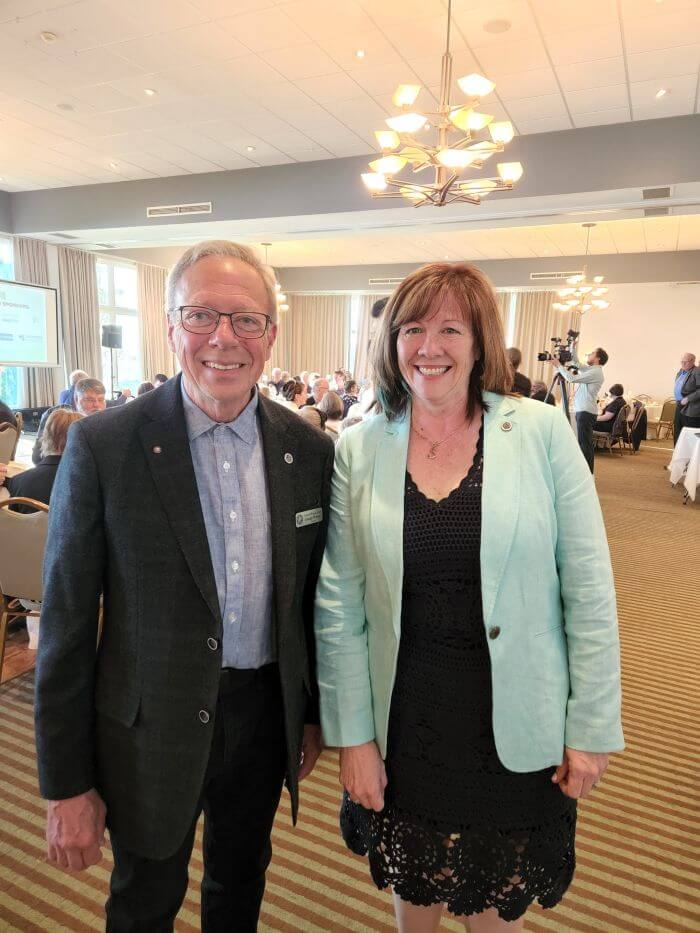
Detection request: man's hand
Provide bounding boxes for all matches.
[552,747,609,799]
[46,788,106,871]
[340,740,387,811]
[680,396,689,406]
[298,724,323,781]
[121,388,132,398]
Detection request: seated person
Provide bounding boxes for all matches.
[317,391,344,440]
[507,347,532,396]
[278,379,306,410]
[2,409,83,513]
[595,384,626,433]
[530,381,556,405]
[153,373,168,388]
[33,377,106,463]
[58,369,89,409]
[137,381,155,396]
[341,380,359,418]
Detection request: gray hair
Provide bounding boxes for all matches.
[69,369,88,385]
[75,377,106,398]
[166,240,278,324]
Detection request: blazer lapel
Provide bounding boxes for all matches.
[371,414,409,636]
[257,397,296,650]
[481,392,521,630]
[137,377,221,626]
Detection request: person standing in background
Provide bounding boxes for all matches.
[550,342,608,474]
[673,353,697,442]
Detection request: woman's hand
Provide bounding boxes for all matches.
[552,747,609,799]
[340,740,387,811]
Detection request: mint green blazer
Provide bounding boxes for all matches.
[314,392,624,771]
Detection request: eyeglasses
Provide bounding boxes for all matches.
[174,305,271,337]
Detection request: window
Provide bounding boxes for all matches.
[0,237,23,409]
[96,259,142,397]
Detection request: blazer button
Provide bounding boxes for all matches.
[198,709,210,724]
[488,626,501,640]
[207,637,218,651]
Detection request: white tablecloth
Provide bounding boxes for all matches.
[644,402,663,425]
[668,428,700,501]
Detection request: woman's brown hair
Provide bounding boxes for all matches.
[41,409,83,457]
[371,262,513,421]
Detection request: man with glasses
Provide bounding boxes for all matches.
[35,241,335,931]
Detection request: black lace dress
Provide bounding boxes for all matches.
[341,425,577,921]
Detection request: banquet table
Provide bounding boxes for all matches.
[643,402,664,438]
[668,428,700,502]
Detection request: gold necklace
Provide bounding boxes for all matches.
[411,418,470,460]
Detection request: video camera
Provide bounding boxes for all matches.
[537,329,580,372]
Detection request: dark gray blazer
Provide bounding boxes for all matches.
[680,367,700,418]
[35,376,334,860]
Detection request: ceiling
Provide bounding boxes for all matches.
[90,213,700,265]
[0,0,698,192]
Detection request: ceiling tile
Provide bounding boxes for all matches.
[296,72,366,104]
[346,61,424,96]
[279,0,376,39]
[259,42,340,81]
[214,55,287,92]
[319,30,403,70]
[623,9,700,54]
[453,1,540,49]
[408,49,481,88]
[503,92,569,121]
[108,0,208,34]
[531,0,618,34]
[678,215,700,249]
[515,114,573,134]
[474,36,551,74]
[544,24,624,66]
[358,0,446,27]
[627,45,700,83]
[556,56,627,91]
[216,9,310,53]
[566,83,629,112]
[630,73,699,107]
[377,16,466,59]
[641,216,680,251]
[634,98,696,119]
[572,106,631,127]
[496,67,561,100]
[187,0,276,15]
[155,22,252,62]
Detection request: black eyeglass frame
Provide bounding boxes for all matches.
[172,305,272,337]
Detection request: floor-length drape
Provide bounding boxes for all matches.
[495,291,511,332]
[270,295,351,376]
[512,291,581,385]
[353,294,386,382]
[137,263,175,382]
[14,236,60,407]
[56,246,102,384]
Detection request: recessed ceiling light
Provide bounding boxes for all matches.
[483,18,511,33]
[246,145,256,152]
[56,102,74,111]
[655,88,668,98]
[109,162,118,169]
[356,49,365,59]
[144,88,157,96]
[40,31,58,43]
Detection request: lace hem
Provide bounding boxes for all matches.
[340,795,576,922]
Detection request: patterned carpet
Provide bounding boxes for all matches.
[0,444,698,932]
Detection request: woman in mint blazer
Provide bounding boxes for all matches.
[314,263,623,932]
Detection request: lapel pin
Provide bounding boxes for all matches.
[152,445,163,453]
[284,452,294,464]
[501,422,512,432]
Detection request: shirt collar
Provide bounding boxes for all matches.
[180,379,258,445]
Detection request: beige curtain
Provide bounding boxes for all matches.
[495,291,511,331]
[137,263,175,381]
[512,291,581,385]
[353,294,386,381]
[57,246,102,382]
[270,295,351,376]
[14,236,61,407]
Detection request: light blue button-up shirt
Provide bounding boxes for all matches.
[674,370,689,401]
[557,347,604,415]
[181,382,274,669]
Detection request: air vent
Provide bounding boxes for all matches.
[642,186,671,200]
[146,202,212,218]
[643,206,670,217]
[368,277,403,287]
[530,270,583,282]
[50,232,79,240]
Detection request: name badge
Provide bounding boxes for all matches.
[296,507,322,528]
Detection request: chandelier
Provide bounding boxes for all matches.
[261,243,289,313]
[360,0,522,207]
[552,223,611,314]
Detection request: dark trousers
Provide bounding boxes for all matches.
[674,402,684,443]
[106,665,286,933]
[681,413,700,432]
[576,411,597,474]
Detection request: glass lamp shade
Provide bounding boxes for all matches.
[467,141,498,160]
[279,303,289,312]
[593,275,605,283]
[497,161,523,183]
[277,293,286,302]
[375,130,400,150]
[460,179,497,194]
[361,172,387,191]
[592,300,610,309]
[489,121,515,144]
[392,84,421,107]
[592,287,608,296]
[386,112,427,133]
[369,154,407,174]
[449,107,493,132]
[457,73,495,98]
[552,302,569,311]
[400,186,425,201]
[437,148,481,169]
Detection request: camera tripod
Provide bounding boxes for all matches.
[544,370,572,422]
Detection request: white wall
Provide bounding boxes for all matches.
[577,283,700,401]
